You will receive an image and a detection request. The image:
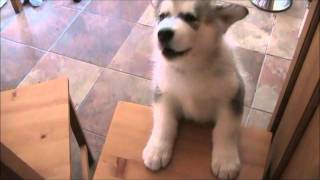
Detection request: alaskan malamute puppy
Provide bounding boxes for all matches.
[143,0,248,179]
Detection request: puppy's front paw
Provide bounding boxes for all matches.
[143,141,173,171]
[211,148,241,180]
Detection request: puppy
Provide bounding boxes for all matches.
[143,0,248,179]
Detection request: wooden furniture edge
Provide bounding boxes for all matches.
[94,101,272,179]
[0,143,44,179]
[269,0,320,133]
[10,0,23,13]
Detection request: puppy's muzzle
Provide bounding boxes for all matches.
[158,29,174,46]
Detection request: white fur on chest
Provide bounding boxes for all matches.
[153,53,238,122]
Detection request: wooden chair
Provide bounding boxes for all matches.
[10,0,23,13]
[9,0,81,13]
[0,77,94,179]
[93,101,272,179]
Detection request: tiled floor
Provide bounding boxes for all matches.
[0,0,306,172]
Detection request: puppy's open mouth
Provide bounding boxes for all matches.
[162,47,191,59]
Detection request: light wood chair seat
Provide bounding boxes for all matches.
[93,101,272,179]
[0,77,93,179]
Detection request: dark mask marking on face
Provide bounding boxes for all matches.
[158,12,170,22]
[178,12,200,30]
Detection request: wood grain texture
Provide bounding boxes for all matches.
[268,23,320,179]
[0,77,71,179]
[269,0,320,133]
[281,105,319,179]
[94,101,272,179]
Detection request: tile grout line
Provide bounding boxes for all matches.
[48,47,152,81]
[76,71,152,109]
[107,22,137,67]
[83,127,106,139]
[245,11,278,126]
[82,8,141,26]
[13,9,101,90]
[250,54,268,108]
[251,107,273,114]
[73,66,103,109]
[45,7,145,79]
[244,106,273,127]
[47,49,105,66]
[4,3,290,82]
[106,66,151,81]
[137,0,156,27]
[59,0,92,12]
[234,44,292,61]
[137,21,154,28]
[44,3,150,110]
[1,3,86,51]
[248,13,292,117]
[0,37,47,52]
[13,1,88,85]
[265,53,292,61]
[17,52,49,87]
[75,71,152,132]
[264,11,278,57]
[75,70,103,110]
[3,1,152,91]
[54,4,291,60]
[76,66,152,110]
[230,10,293,61]
[5,8,276,135]
[47,7,85,52]
[17,50,104,89]
[1,37,45,90]
[245,54,268,126]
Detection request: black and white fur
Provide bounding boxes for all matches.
[143,1,248,179]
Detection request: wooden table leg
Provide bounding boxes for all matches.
[69,100,94,178]
[10,0,23,13]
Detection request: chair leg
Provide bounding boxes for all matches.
[80,146,90,180]
[69,100,94,169]
[10,0,23,13]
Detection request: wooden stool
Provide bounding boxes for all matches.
[0,77,94,179]
[94,101,272,179]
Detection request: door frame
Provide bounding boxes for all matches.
[265,0,320,179]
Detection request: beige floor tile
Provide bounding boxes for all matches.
[19,52,102,108]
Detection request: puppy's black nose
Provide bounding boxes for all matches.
[158,29,174,45]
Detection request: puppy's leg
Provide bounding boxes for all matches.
[143,95,178,171]
[211,105,241,180]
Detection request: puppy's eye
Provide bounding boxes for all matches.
[159,13,169,21]
[182,13,198,23]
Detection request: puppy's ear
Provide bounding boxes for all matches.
[213,4,248,32]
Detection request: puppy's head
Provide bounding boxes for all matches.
[153,0,248,60]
